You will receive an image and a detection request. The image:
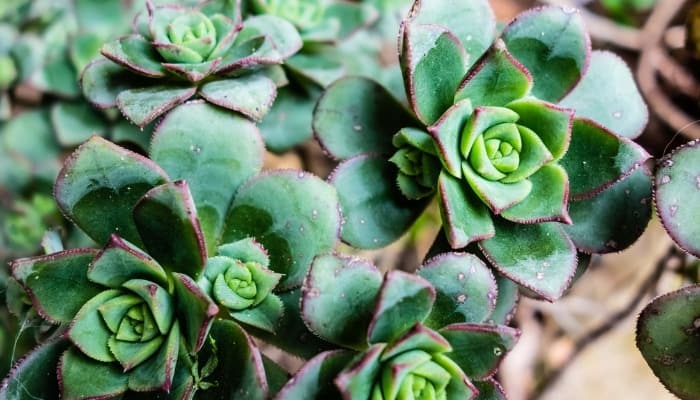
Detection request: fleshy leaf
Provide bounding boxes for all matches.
[401,23,467,125]
[329,155,426,249]
[560,51,647,139]
[489,275,519,325]
[68,290,121,362]
[285,53,345,88]
[230,294,284,333]
[564,165,652,253]
[381,324,452,360]
[199,73,277,121]
[172,272,218,353]
[59,347,129,400]
[200,320,268,399]
[501,6,590,102]
[506,98,573,162]
[162,59,221,83]
[259,88,315,153]
[313,77,416,159]
[116,85,197,128]
[560,118,650,200]
[133,181,207,278]
[462,161,532,214]
[51,102,107,147]
[455,41,532,107]
[55,137,168,246]
[418,252,498,327]
[221,170,341,290]
[654,140,700,257]
[127,322,179,392]
[480,219,577,301]
[500,163,571,224]
[406,0,495,69]
[636,285,700,400]
[276,350,355,400]
[335,344,384,400]
[437,171,494,248]
[302,254,382,349]
[323,1,378,40]
[439,323,520,380]
[101,35,167,78]
[428,99,473,178]
[367,271,436,344]
[0,338,68,399]
[150,101,263,252]
[474,379,507,400]
[11,249,101,323]
[87,235,169,288]
[238,15,302,59]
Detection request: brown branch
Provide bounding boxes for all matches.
[528,245,683,400]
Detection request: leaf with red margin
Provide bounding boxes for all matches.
[474,378,508,400]
[479,219,577,301]
[335,344,384,400]
[276,350,355,400]
[100,35,167,78]
[87,235,169,288]
[500,163,571,224]
[428,99,473,178]
[172,272,218,354]
[116,85,196,128]
[55,136,169,247]
[199,73,277,121]
[133,181,208,279]
[437,171,494,248]
[59,347,129,399]
[0,337,69,399]
[439,323,520,380]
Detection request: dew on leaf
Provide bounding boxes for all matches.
[659,175,671,184]
[456,294,466,303]
[457,273,465,281]
[535,272,544,280]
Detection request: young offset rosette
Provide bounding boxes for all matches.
[314,0,652,300]
[199,238,284,332]
[82,0,303,127]
[275,252,519,399]
[1,102,342,399]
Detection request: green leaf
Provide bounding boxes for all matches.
[313,77,416,159]
[201,320,268,400]
[70,33,104,74]
[127,323,180,392]
[172,272,218,353]
[480,219,577,301]
[407,0,495,70]
[117,85,197,128]
[428,99,473,178]
[276,350,354,400]
[101,35,167,78]
[437,171,494,248]
[123,279,174,335]
[51,102,107,147]
[133,181,207,278]
[0,338,68,399]
[29,51,80,98]
[55,136,168,246]
[87,235,169,288]
[506,98,573,162]
[11,249,101,323]
[323,1,378,40]
[501,6,590,102]
[221,170,341,290]
[216,238,270,268]
[330,155,426,249]
[230,294,284,333]
[162,59,221,82]
[285,53,345,88]
[68,289,121,362]
[565,165,652,253]
[150,101,263,252]
[455,41,532,107]
[216,36,281,73]
[439,323,519,380]
[654,140,700,257]
[81,59,142,109]
[258,87,315,153]
[368,271,435,344]
[636,285,700,400]
[238,15,302,59]
[302,254,382,349]
[59,347,129,400]
[335,344,384,400]
[560,50,647,139]
[381,324,452,360]
[2,109,61,183]
[489,275,519,325]
[500,164,570,224]
[560,118,650,199]
[418,252,497,327]
[199,74,277,121]
[462,161,532,214]
[75,0,126,36]
[474,379,507,400]
[401,23,467,125]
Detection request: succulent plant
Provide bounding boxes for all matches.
[1,102,342,398]
[636,140,700,400]
[82,0,303,128]
[275,252,519,399]
[314,0,652,300]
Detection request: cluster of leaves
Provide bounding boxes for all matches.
[314,0,652,301]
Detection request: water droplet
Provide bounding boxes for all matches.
[299,226,305,232]
[624,189,631,195]
[359,219,365,224]
[456,294,467,303]
[563,6,578,13]
[542,262,550,268]
[669,205,678,216]
[493,347,503,356]
[540,31,545,36]
[660,175,671,184]
[353,124,363,132]
[486,319,495,324]
[457,273,465,280]
[120,156,125,161]
[662,159,674,167]
[372,238,379,244]
[640,198,647,205]
[311,209,318,219]
[696,176,700,189]
[612,111,622,119]
[536,272,544,280]
[466,35,472,41]
[297,171,305,178]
